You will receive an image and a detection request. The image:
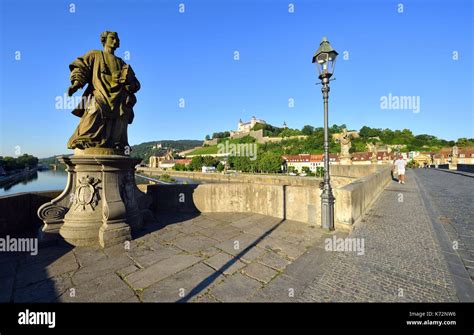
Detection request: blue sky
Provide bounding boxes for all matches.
[0,0,472,158]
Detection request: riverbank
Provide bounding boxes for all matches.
[0,168,38,188]
[0,169,67,197]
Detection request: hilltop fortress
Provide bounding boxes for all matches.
[204,117,297,145]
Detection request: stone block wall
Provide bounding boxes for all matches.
[0,191,60,236]
[146,165,392,231]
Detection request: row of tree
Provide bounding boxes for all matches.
[174,152,284,174]
[0,154,38,172]
[206,123,472,152]
[228,152,283,173]
[207,132,231,140]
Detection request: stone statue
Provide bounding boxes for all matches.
[367,142,378,163]
[452,145,459,158]
[67,31,140,152]
[333,128,359,157]
[37,32,151,248]
[451,145,459,166]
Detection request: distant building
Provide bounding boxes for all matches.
[237,116,266,133]
[412,152,435,167]
[282,154,339,173]
[202,166,216,173]
[351,151,396,165]
[158,160,175,169]
[456,147,474,164]
[149,147,188,169]
[282,151,398,170]
[199,117,301,147]
[432,146,474,165]
[175,158,192,166]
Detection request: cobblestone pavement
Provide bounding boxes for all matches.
[299,169,464,302]
[0,212,329,302]
[412,169,474,280]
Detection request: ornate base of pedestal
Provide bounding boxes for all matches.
[37,152,151,248]
[339,156,353,165]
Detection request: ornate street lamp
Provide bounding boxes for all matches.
[313,37,338,230]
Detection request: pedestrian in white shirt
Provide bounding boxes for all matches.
[394,154,407,184]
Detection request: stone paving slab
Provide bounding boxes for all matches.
[13,273,72,303]
[172,234,220,254]
[142,263,223,302]
[72,254,133,285]
[130,244,182,268]
[126,254,202,290]
[242,262,279,284]
[214,233,263,256]
[256,250,291,272]
[198,225,242,242]
[204,252,246,275]
[15,252,78,289]
[63,272,137,302]
[209,272,262,302]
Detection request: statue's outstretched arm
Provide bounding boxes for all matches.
[67,52,94,96]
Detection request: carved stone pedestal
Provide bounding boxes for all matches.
[339,156,353,165]
[38,152,150,247]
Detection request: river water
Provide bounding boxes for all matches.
[0,170,201,197]
[0,170,67,197]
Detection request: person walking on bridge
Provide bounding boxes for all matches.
[394,154,407,184]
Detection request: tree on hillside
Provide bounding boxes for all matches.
[203,156,218,167]
[212,131,231,139]
[330,124,347,134]
[16,154,38,168]
[228,156,257,173]
[456,138,474,147]
[256,151,283,173]
[189,156,204,171]
[279,128,302,138]
[359,126,382,138]
[302,125,315,136]
[174,163,187,171]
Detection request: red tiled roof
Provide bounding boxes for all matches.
[437,147,474,157]
[458,151,474,157]
[351,151,396,161]
[282,154,324,162]
[175,159,192,165]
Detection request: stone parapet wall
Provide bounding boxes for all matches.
[0,191,61,235]
[333,166,392,226]
[138,167,369,188]
[146,165,392,231]
[456,164,474,173]
[330,164,382,178]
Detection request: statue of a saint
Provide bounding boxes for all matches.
[66,31,140,151]
[366,142,377,162]
[333,128,359,157]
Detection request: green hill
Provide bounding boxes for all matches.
[188,124,474,159]
[131,140,203,162]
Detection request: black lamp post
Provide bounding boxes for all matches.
[312,37,338,231]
